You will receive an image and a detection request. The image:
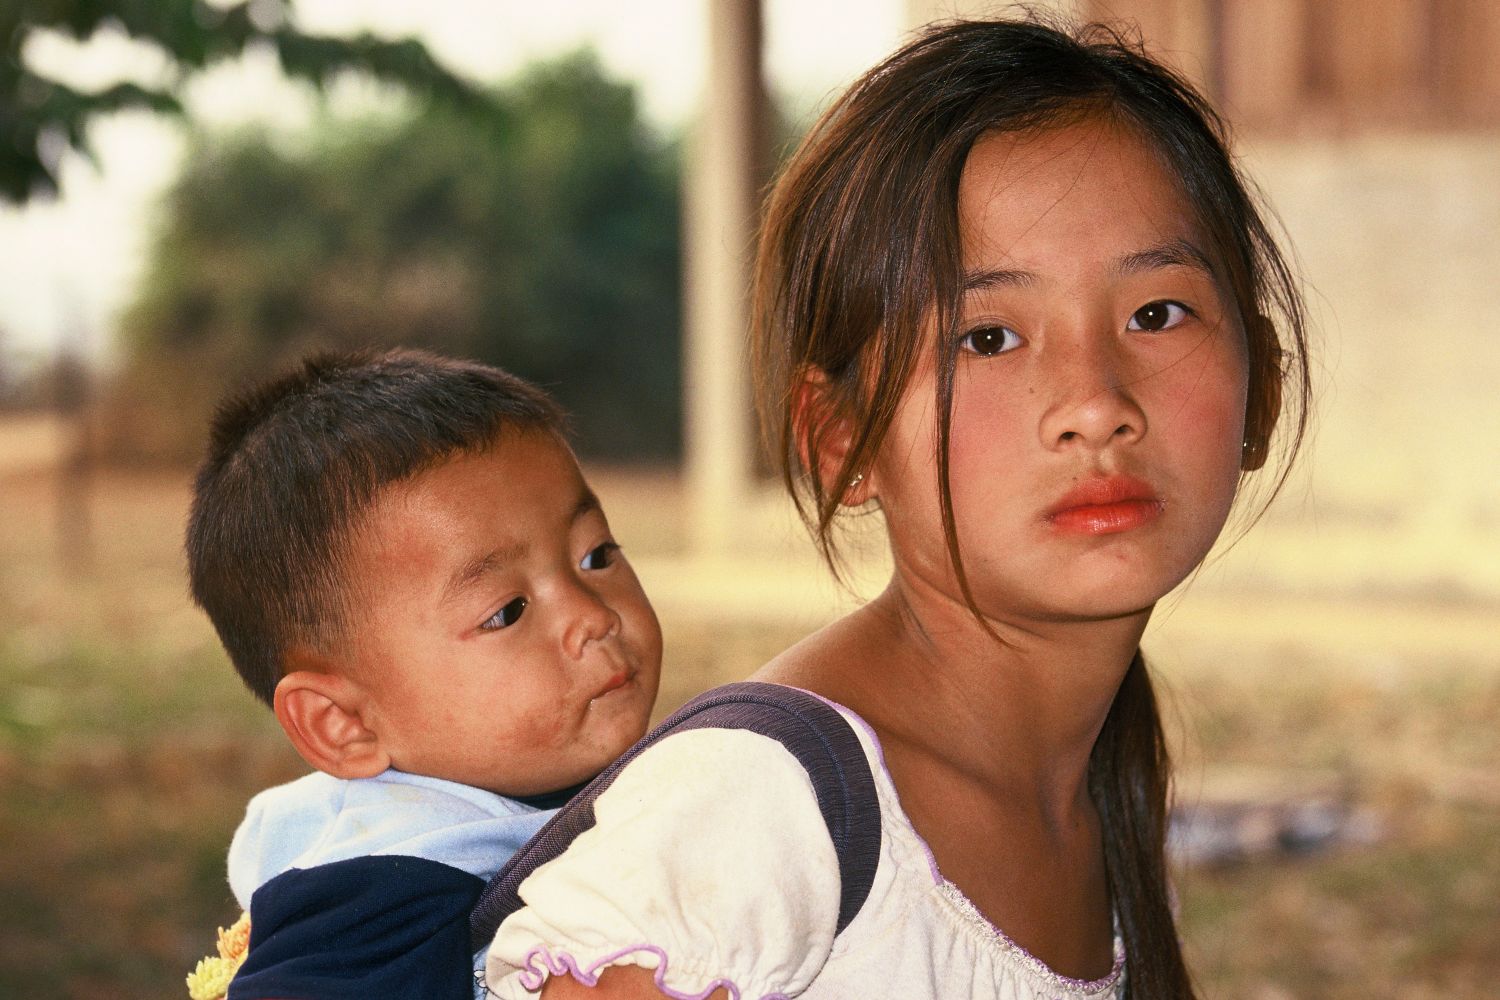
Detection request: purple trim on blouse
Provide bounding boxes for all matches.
[511,944,791,1000]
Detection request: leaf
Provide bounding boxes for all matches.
[0,0,491,204]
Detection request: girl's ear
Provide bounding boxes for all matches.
[274,648,390,780]
[792,367,872,506]
[1242,315,1283,472]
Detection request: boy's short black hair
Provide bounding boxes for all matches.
[186,348,566,706]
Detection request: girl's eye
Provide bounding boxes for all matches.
[958,325,1021,357]
[1127,300,1190,332]
[482,596,528,630]
[580,542,619,571]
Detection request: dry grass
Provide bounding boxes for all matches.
[0,453,1496,999]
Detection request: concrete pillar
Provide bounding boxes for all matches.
[683,0,762,555]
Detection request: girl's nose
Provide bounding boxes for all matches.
[1037,340,1148,452]
[563,584,621,660]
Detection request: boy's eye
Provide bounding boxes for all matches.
[580,542,620,571]
[1127,300,1190,332]
[483,597,528,630]
[958,325,1021,357]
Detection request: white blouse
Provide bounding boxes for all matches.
[484,698,1124,1000]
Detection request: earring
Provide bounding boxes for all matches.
[1241,436,1268,471]
[848,472,864,488]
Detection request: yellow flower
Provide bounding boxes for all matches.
[185,955,237,1000]
[217,912,251,961]
[186,912,251,1000]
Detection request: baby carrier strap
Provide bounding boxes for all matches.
[469,681,882,952]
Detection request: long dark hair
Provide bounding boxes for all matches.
[751,17,1310,999]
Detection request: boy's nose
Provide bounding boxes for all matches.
[1037,338,1147,452]
[563,585,621,660]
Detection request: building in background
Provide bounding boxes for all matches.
[1075,0,1500,133]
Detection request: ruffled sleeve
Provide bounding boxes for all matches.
[483,727,842,999]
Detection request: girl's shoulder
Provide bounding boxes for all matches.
[482,685,1127,1000]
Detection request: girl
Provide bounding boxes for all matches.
[485,16,1309,1000]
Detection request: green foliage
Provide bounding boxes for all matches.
[122,52,682,460]
[0,0,490,202]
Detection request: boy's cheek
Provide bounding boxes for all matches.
[499,704,577,754]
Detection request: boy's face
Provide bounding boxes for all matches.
[337,429,662,796]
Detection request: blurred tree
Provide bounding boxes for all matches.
[0,0,490,202]
[119,52,682,461]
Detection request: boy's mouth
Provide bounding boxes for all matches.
[592,667,635,701]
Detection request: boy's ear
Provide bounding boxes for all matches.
[1242,315,1283,472]
[792,366,871,506]
[274,647,390,780]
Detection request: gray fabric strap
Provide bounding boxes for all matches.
[469,681,882,952]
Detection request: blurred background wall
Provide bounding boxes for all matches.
[0,2,1496,997]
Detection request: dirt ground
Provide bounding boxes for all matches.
[0,438,1496,998]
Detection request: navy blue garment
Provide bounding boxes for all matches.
[230,855,482,1000]
[224,769,556,999]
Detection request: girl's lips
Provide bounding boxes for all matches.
[1047,499,1164,534]
[1045,475,1163,535]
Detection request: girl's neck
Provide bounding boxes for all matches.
[793,570,1152,820]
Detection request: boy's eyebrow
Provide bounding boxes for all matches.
[572,488,603,524]
[444,543,528,605]
[442,488,605,604]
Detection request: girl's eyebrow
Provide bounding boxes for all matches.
[1115,237,1214,277]
[960,238,1214,293]
[961,267,1037,292]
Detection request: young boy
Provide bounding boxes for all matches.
[186,349,662,999]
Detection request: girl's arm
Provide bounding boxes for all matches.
[540,966,730,999]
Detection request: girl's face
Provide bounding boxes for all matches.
[870,119,1249,624]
